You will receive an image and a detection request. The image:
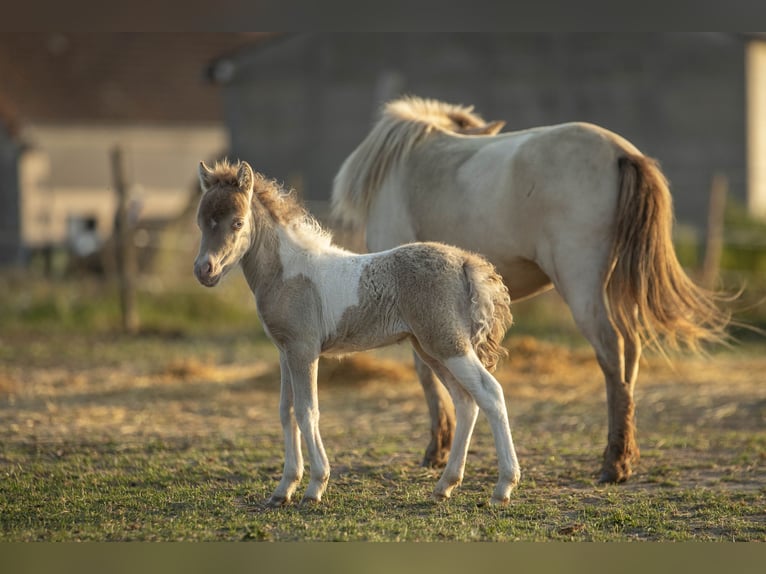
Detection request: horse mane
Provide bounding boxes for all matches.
[331,96,486,228]
[208,159,334,249]
[204,158,242,189]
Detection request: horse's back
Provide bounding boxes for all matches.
[389,123,627,259]
[363,119,647,300]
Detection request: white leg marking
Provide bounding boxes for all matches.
[267,353,304,507]
[285,354,330,503]
[433,379,479,501]
[445,353,520,504]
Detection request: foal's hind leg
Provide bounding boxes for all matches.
[413,351,455,468]
[416,342,520,504]
[413,347,479,501]
[443,352,520,504]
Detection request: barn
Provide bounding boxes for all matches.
[0,33,259,267]
[207,33,766,231]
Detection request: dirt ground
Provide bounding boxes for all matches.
[1,333,764,496]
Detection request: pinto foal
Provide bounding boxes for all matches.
[193,160,519,506]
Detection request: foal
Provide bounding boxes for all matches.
[193,160,519,506]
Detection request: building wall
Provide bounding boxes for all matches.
[16,124,228,251]
[0,127,21,265]
[218,33,747,229]
[747,40,766,219]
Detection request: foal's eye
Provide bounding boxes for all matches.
[232,219,244,230]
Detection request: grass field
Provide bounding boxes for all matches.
[1,274,764,541]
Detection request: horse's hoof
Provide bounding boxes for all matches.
[265,496,289,508]
[598,471,629,484]
[421,451,449,469]
[489,496,510,507]
[300,496,322,506]
[598,465,631,484]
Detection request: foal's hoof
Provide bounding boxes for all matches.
[431,491,450,503]
[489,496,510,507]
[300,496,322,506]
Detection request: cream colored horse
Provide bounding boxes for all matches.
[194,159,518,506]
[332,96,730,483]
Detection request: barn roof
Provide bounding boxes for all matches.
[0,33,271,125]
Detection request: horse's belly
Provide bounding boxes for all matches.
[321,330,409,356]
[493,258,553,301]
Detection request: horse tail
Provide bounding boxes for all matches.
[606,154,731,353]
[463,254,513,371]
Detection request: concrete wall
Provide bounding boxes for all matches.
[217,33,748,229]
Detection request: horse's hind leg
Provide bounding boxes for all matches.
[413,351,455,468]
[601,323,641,483]
[557,277,639,483]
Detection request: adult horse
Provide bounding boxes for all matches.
[331,96,730,483]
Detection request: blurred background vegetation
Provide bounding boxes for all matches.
[2,193,764,348]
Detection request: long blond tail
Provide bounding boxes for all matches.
[463,254,513,371]
[606,154,731,353]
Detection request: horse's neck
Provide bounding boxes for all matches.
[240,219,283,298]
[240,218,339,301]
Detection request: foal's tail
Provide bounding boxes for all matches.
[463,254,514,371]
[607,154,731,353]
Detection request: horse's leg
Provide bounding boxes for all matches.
[284,352,330,503]
[412,343,478,501]
[442,351,521,505]
[266,353,304,507]
[555,272,639,483]
[604,322,642,481]
[413,351,455,468]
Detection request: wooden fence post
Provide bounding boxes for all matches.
[111,146,139,334]
[701,173,728,290]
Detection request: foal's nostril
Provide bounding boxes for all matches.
[194,259,214,280]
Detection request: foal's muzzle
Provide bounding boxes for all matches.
[194,257,221,287]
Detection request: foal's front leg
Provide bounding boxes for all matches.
[285,352,330,504]
[266,353,304,507]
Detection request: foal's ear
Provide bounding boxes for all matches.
[237,162,255,194]
[198,161,215,192]
[458,120,506,136]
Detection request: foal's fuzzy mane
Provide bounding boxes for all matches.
[331,97,486,227]
[209,159,333,248]
[204,159,241,189]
